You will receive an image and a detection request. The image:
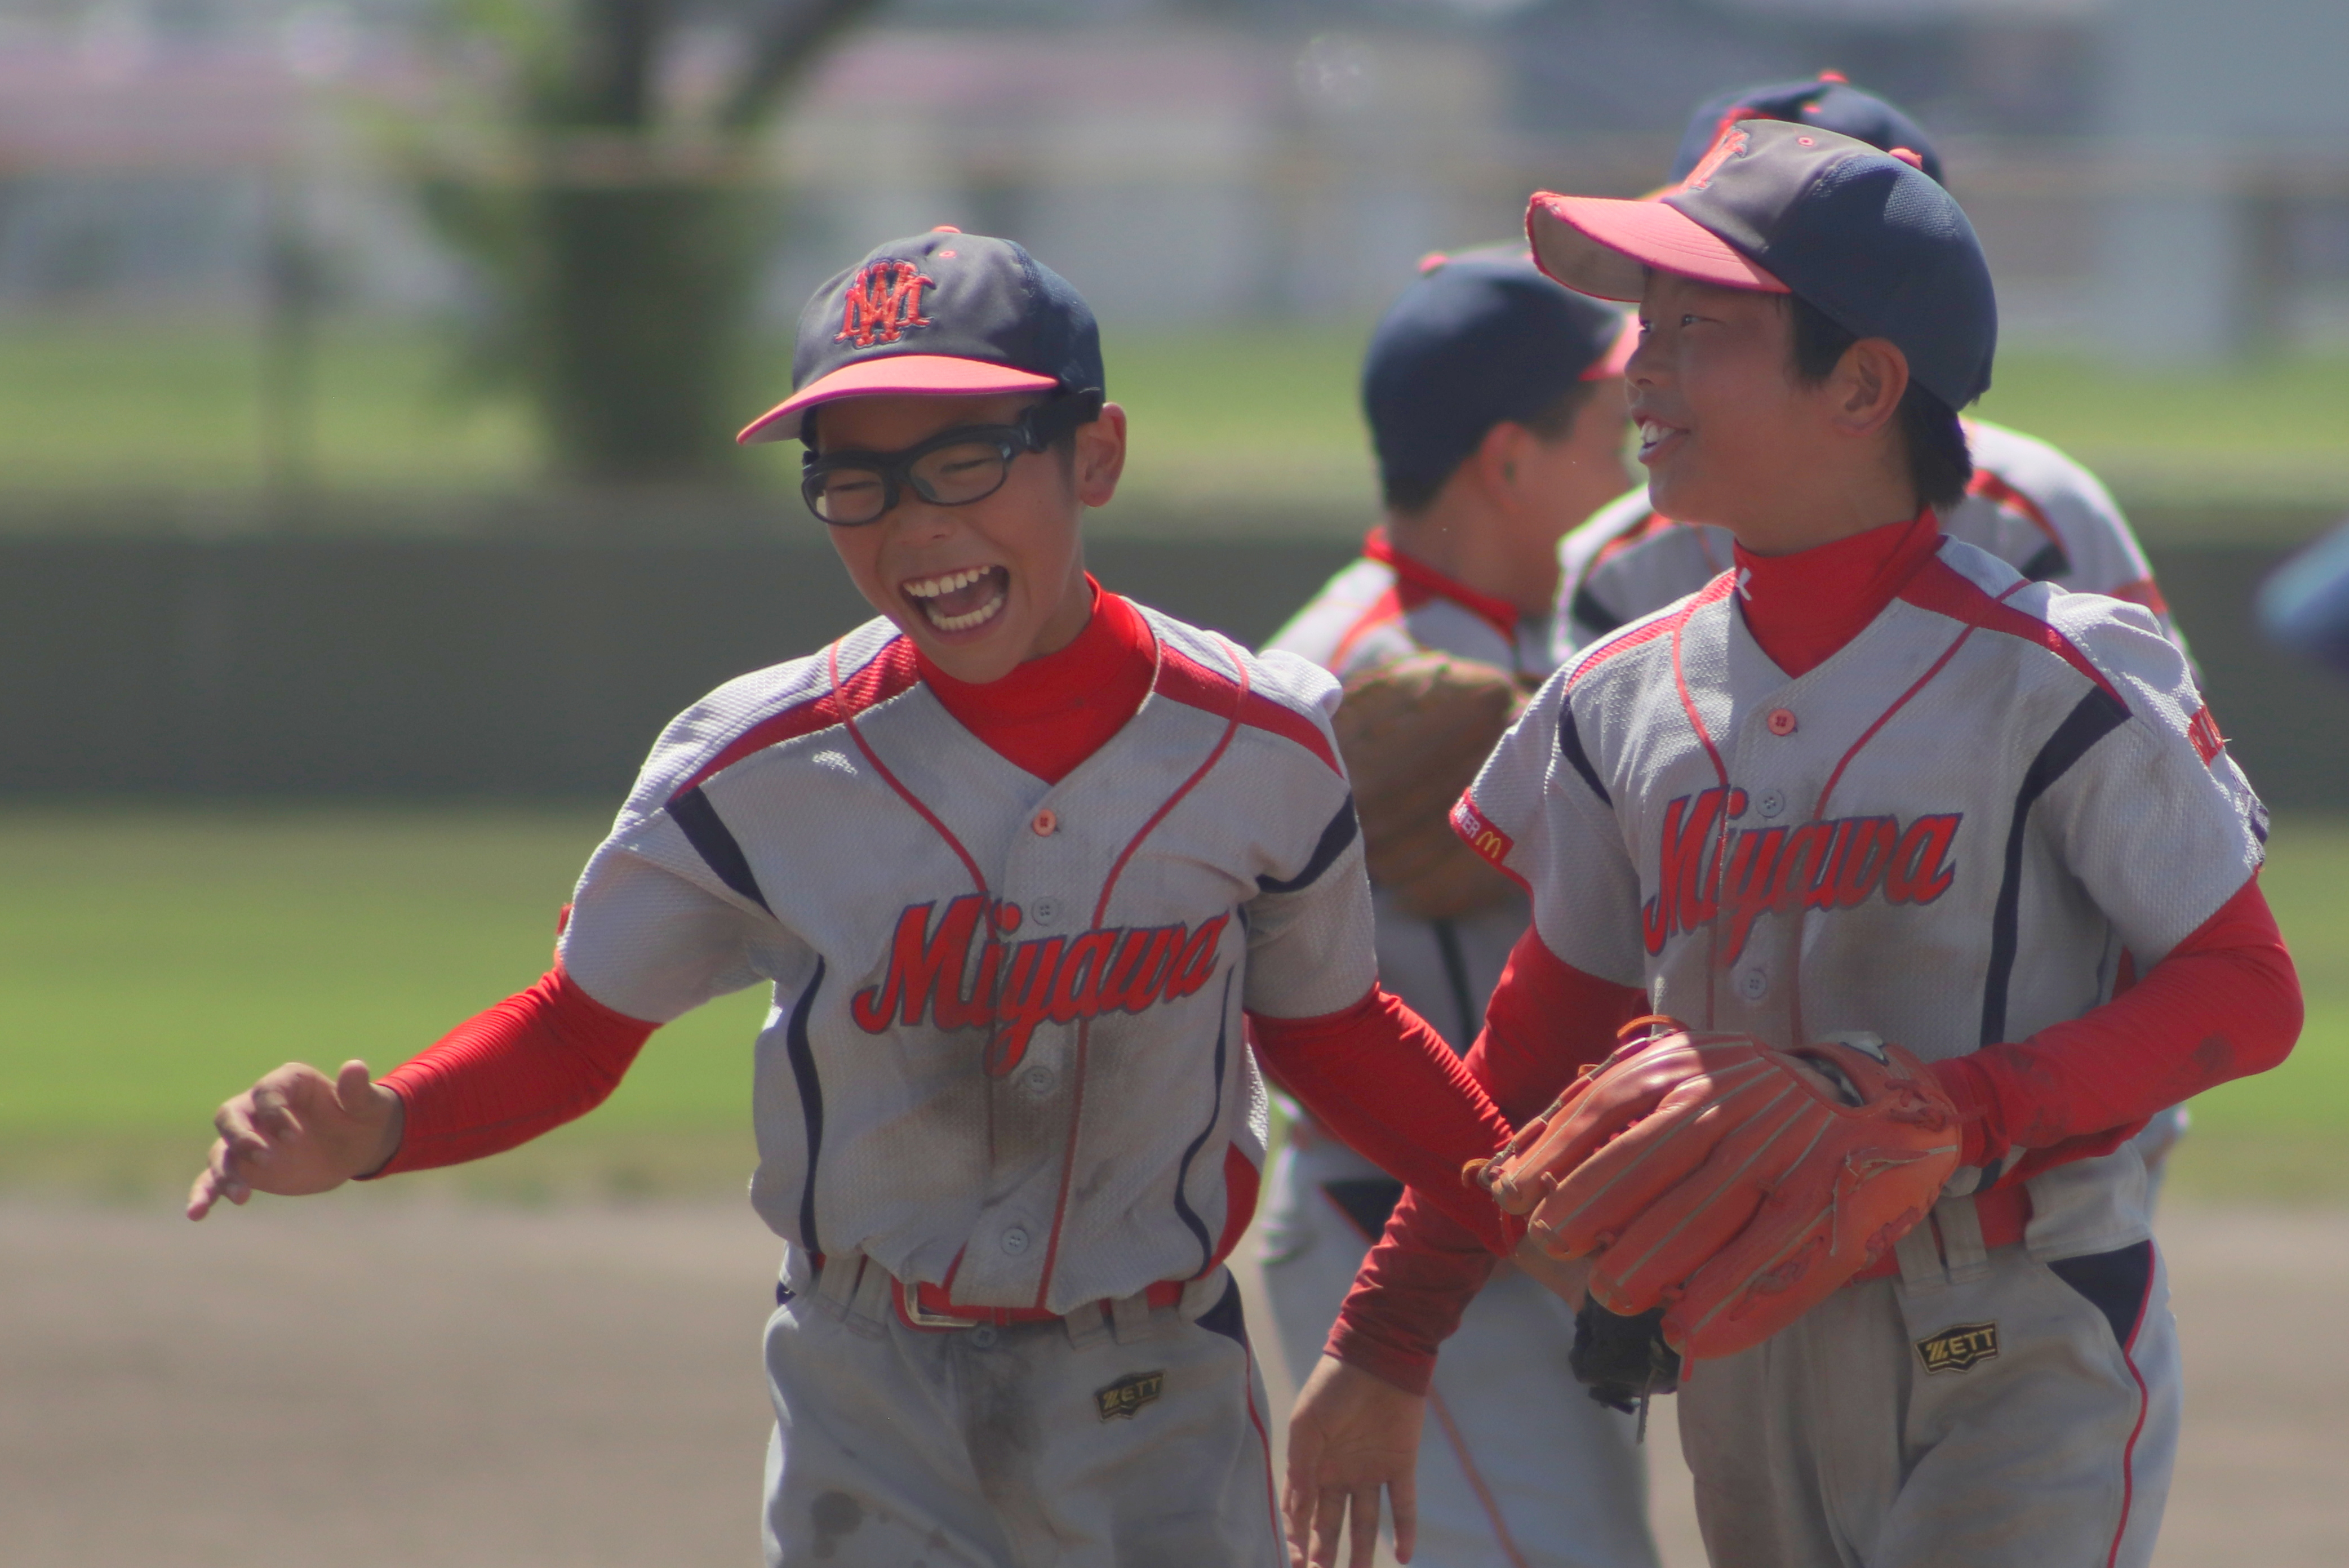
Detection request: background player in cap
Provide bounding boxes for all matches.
[185,228,1535,1567]
[1259,247,1658,1568]
[1286,125,2301,1568]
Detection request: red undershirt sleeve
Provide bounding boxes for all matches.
[1324,931,1649,1394]
[1932,873,2299,1183]
[371,965,659,1176]
[1247,988,1519,1255]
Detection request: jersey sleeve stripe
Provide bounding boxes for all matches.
[1256,797,1361,894]
[668,784,773,914]
[1556,702,1611,805]
[1980,685,2131,1045]
[670,636,921,800]
[1329,583,1406,671]
[1156,642,1343,775]
[1966,467,2064,550]
[1898,557,2125,705]
[2110,576,2172,615]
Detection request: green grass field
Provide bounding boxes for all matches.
[1,806,2341,1202]
[0,318,2343,526]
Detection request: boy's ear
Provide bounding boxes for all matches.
[1472,419,1539,507]
[1073,402,1127,508]
[1831,339,1911,441]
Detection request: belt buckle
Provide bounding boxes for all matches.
[898,1281,982,1331]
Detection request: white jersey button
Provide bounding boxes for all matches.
[1031,896,1060,926]
[1758,787,1786,819]
[1020,1065,1054,1097]
[1001,1227,1031,1255]
[1031,808,1059,837]
[1737,964,1769,1000]
[1766,708,1797,736]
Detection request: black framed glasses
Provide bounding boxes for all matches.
[799,390,1103,526]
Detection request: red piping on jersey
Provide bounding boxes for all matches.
[1155,641,1343,775]
[1591,509,1676,571]
[1786,579,2026,1043]
[1965,468,2062,550]
[1034,634,1248,1311]
[831,637,992,894]
[2110,577,2172,616]
[1896,556,2125,705]
[1362,527,1522,647]
[1570,569,1735,689]
[1668,582,1735,1027]
[674,637,922,800]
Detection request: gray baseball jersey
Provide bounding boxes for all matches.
[1260,538,1661,1568]
[558,606,1374,1315]
[1555,420,2179,659]
[1467,535,2258,1566]
[1472,534,2259,1258]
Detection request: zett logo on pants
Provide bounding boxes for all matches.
[1915,1321,2000,1374]
[1095,1371,1166,1421]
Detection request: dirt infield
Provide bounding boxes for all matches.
[3,1193,2341,1567]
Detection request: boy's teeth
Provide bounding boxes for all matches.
[907,567,988,599]
[923,588,1006,633]
[1640,420,1669,445]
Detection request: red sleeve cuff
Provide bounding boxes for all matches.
[375,965,658,1175]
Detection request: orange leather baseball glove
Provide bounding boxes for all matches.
[1475,1019,1962,1361]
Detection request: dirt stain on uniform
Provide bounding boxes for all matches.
[811,1490,865,1558]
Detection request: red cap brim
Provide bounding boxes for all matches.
[1580,312,1640,380]
[1525,193,1788,303]
[737,356,1061,445]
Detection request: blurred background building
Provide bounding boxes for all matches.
[4,0,2346,353]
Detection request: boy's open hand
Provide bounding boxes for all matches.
[1283,1354,1427,1567]
[187,1060,403,1220]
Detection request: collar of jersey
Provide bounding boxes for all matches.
[914,578,1159,783]
[1363,528,1522,646]
[1731,507,1943,679]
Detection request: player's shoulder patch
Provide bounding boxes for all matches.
[1140,606,1344,775]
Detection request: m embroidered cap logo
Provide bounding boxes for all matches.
[1682,126,1750,191]
[836,260,935,349]
[1915,1321,2000,1374]
[1096,1370,1166,1421]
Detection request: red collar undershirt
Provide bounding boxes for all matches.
[917,576,1158,785]
[1734,509,1944,679]
[1363,528,1523,646]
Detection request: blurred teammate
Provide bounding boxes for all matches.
[1260,248,1657,1568]
[187,229,1529,1568]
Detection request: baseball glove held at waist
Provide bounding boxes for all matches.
[1477,1022,1960,1361]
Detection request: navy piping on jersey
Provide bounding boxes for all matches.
[785,960,827,1254]
[1569,580,1626,643]
[1557,702,1611,805]
[1979,686,2132,1045]
[1170,969,1237,1276]
[669,785,772,914]
[1256,798,1360,894]
[2019,540,2071,583]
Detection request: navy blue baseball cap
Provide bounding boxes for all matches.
[1670,72,1942,187]
[739,228,1103,445]
[1526,120,1997,410]
[1364,246,1635,501]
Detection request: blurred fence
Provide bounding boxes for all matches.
[4,516,2343,810]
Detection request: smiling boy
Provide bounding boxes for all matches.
[1283,126,2299,1568]
[187,230,1526,1568]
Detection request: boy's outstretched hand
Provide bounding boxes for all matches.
[187,1060,403,1220]
[1283,1353,1427,1567]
